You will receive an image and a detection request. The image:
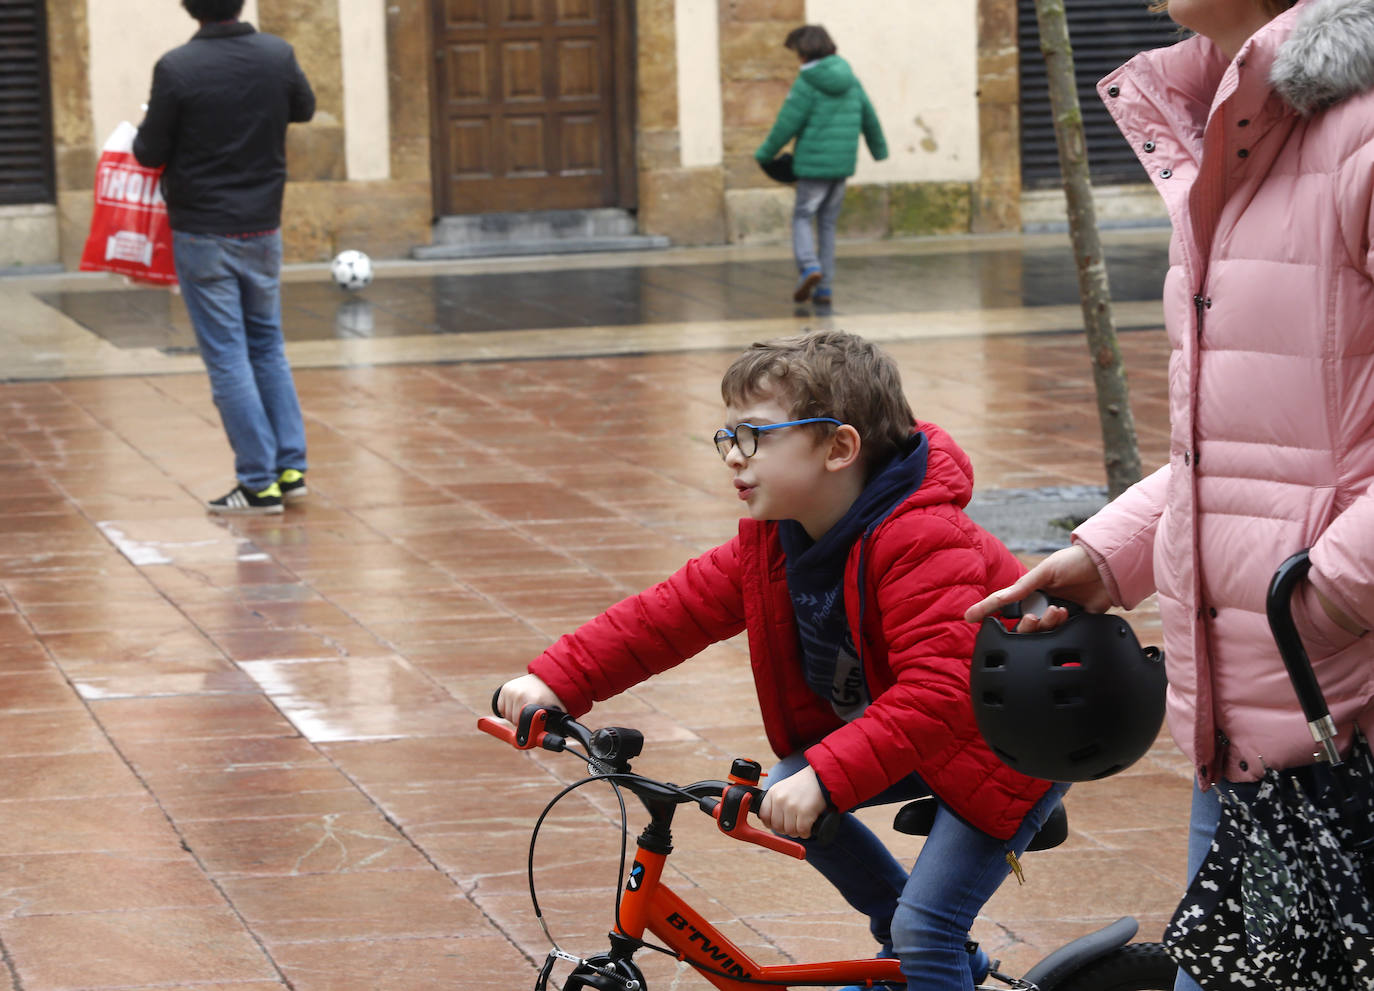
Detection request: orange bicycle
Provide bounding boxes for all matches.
[479,702,1176,991]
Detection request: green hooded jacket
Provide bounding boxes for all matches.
[754,55,888,180]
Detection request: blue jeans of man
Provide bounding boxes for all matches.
[173,230,307,492]
[768,752,1070,991]
[1172,780,1259,991]
[792,179,846,294]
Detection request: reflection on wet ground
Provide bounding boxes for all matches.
[37,238,1170,351]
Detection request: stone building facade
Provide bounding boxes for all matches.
[10,0,1031,268]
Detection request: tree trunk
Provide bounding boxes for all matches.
[1032,0,1142,499]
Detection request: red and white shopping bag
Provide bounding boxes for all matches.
[79,121,177,285]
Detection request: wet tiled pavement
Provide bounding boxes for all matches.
[0,231,1193,990]
[33,236,1170,351]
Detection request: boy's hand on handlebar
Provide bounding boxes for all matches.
[496,674,566,724]
[963,546,1112,630]
[760,766,827,839]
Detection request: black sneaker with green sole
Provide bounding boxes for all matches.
[207,482,284,515]
[277,469,308,503]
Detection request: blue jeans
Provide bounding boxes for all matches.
[173,230,307,492]
[1173,780,1259,991]
[768,753,1070,990]
[792,179,846,294]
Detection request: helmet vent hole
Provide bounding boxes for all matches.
[981,691,1004,708]
[1068,742,1101,763]
[1050,649,1084,668]
[1052,689,1085,707]
[981,650,1007,669]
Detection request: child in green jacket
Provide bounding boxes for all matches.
[755,26,888,308]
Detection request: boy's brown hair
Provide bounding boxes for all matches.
[721,330,916,472]
[783,25,838,61]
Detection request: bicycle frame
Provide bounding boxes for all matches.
[616,834,904,990]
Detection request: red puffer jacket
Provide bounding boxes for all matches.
[528,422,1050,840]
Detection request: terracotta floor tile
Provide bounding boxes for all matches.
[276,934,533,991]
[40,627,225,668]
[238,655,440,704]
[177,810,429,876]
[297,563,457,595]
[0,709,112,756]
[141,761,378,822]
[72,668,262,701]
[0,611,35,644]
[21,599,191,635]
[366,616,536,649]
[320,734,509,785]
[0,752,146,802]
[0,669,82,711]
[120,735,332,777]
[221,869,485,943]
[1,906,276,989]
[144,559,305,598]
[275,699,473,743]
[329,589,500,627]
[0,639,60,673]
[211,625,387,661]
[0,796,180,856]
[0,851,221,915]
[2,572,155,607]
[89,693,297,743]
[442,482,621,522]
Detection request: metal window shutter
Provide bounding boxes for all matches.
[1019,0,1181,188]
[0,0,55,205]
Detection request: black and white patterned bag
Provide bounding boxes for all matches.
[1164,732,1374,991]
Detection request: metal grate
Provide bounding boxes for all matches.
[1019,0,1182,188]
[0,0,55,204]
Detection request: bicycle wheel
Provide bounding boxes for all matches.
[1048,942,1177,991]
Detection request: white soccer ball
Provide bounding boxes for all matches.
[331,249,373,291]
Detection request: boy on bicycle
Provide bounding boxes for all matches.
[497,330,1066,991]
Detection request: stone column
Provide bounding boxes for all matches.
[636,0,727,244]
[718,0,799,243]
[46,0,95,269]
[972,0,1021,232]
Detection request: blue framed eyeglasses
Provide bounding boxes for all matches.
[713,418,842,460]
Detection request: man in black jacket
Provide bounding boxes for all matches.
[135,0,315,515]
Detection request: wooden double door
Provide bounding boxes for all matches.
[431,0,634,215]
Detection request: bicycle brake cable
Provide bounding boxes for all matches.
[527,761,826,986]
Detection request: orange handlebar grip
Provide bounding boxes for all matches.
[712,790,806,860]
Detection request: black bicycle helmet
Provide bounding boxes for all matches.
[970,611,1166,781]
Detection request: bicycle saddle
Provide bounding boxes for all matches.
[891,796,1069,852]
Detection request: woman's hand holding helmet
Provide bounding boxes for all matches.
[964,545,1112,629]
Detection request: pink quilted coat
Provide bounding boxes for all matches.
[1075,0,1374,787]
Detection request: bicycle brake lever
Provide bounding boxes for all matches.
[476,705,555,751]
[712,786,806,860]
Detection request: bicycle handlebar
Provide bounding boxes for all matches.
[478,703,838,858]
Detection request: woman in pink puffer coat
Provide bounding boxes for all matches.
[967,0,1373,984]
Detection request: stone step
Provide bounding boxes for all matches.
[413,208,669,259]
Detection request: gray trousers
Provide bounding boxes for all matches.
[792,178,846,293]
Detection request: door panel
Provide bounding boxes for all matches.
[433,0,625,213]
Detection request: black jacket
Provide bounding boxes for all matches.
[133,21,315,234]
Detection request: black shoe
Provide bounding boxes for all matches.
[277,469,308,503]
[207,482,284,515]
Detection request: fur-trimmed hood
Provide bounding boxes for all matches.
[1272,0,1374,114]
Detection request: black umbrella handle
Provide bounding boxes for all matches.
[1266,550,1342,765]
